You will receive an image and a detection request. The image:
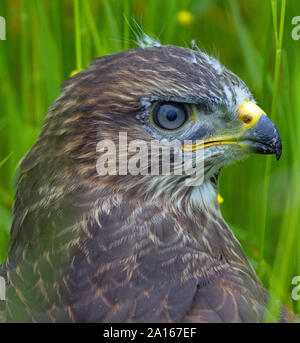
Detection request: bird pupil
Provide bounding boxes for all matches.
[166,110,177,121]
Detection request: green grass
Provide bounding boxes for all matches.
[0,0,299,320]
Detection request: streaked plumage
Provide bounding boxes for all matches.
[0,45,296,322]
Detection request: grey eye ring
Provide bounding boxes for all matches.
[151,102,188,130]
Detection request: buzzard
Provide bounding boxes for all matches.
[0,45,296,322]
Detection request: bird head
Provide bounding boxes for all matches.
[127,46,282,177]
[17,45,282,211]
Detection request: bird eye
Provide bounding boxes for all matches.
[152,102,188,130]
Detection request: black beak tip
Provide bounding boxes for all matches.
[241,115,282,161]
[272,128,282,161]
[276,142,282,161]
[276,151,281,161]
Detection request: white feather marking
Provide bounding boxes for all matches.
[234,86,254,108]
[127,18,161,49]
[137,33,161,48]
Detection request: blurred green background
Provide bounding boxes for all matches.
[0,0,299,318]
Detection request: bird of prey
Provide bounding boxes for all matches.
[0,44,296,323]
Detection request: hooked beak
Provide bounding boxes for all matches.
[183,101,282,160]
[239,112,282,160]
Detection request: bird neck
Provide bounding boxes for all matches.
[161,180,248,262]
[103,177,254,271]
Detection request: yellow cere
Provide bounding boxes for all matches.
[237,101,266,132]
[177,10,194,27]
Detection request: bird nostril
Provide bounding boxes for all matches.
[242,115,252,124]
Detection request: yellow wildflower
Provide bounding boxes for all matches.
[217,194,224,204]
[177,10,194,27]
[70,69,82,77]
